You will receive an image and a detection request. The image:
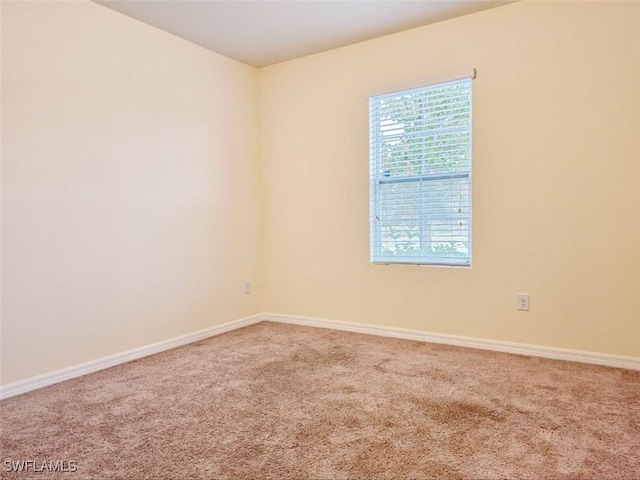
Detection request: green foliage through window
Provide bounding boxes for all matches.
[369,77,473,266]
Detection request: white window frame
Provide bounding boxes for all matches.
[369,71,475,267]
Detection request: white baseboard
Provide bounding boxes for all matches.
[3,312,638,400]
[0,314,262,400]
[263,312,640,371]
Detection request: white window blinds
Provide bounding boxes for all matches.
[369,76,473,266]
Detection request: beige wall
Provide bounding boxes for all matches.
[2,0,639,387]
[1,1,261,384]
[260,1,640,357]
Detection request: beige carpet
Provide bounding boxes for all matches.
[1,321,639,479]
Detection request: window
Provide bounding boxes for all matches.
[369,74,474,267]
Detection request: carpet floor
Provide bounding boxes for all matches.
[1,321,639,479]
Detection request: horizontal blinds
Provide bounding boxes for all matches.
[368,68,476,98]
[369,78,473,266]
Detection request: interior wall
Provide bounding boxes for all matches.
[260,1,640,357]
[1,0,261,384]
[1,0,638,388]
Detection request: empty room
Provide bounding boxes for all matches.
[1,0,639,478]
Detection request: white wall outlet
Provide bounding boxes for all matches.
[517,293,530,311]
[244,280,252,294]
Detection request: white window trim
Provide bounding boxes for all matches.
[369,70,475,267]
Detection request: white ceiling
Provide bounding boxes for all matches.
[94,1,515,68]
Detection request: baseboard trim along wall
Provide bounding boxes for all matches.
[264,313,640,372]
[0,314,263,400]
[2,312,639,400]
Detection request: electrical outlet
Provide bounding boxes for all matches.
[517,293,530,311]
[244,280,252,294]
